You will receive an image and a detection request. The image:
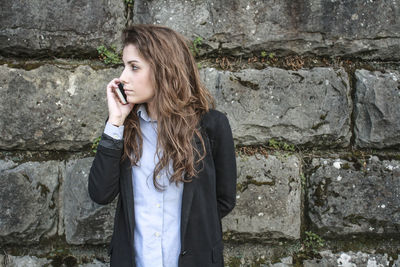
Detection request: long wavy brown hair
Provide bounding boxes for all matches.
[120,24,214,190]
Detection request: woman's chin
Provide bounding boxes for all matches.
[127,97,147,105]
[126,97,138,104]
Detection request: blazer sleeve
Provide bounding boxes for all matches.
[88,131,123,205]
[212,112,237,219]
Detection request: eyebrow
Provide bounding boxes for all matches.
[126,60,140,64]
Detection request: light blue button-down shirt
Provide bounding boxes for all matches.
[104,105,183,267]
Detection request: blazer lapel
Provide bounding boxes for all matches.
[121,158,135,242]
[180,176,195,246]
[180,136,203,246]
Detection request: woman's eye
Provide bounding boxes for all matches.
[131,65,138,70]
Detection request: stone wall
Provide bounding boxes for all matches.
[1,0,400,266]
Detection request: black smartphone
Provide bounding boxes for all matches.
[116,83,128,104]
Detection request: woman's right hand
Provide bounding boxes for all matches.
[106,78,134,126]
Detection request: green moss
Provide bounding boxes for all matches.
[125,0,134,7]
[304,231,325,254]
[97,45,122,65]
[341,162,351,169]
[281,142,295,152]
[236,183,245,192]
[260,51,267,58]
[268,138,295,152]
[268,139,280,150]
[226,256,242,267]
[300,172,306,191]
[190,36,203,57]
[91,136,101,154]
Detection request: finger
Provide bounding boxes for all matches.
[107,78,120,91]
[110,89,121,103]
[111,78,121,89]
[107,87,121,105]
[112,90,126,106]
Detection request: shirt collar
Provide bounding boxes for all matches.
[137,104,156,122]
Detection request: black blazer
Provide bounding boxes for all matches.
[88,109,237,267]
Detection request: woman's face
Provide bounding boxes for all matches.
[119,44,155,105]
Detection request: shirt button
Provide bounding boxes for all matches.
[113,134,119,139]
[155,232,160,237]
[156,175,161,179]
[156,203,161,208]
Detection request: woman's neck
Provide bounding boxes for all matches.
[146,101,157,121]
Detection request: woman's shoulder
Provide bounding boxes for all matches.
[200,109,231,136]
[201,109,227,123]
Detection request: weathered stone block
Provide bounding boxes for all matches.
[0,159,17,171]
[0,0,126,57]
[64,158,116,245]
[79,259,109,267]
[0,64,122,150]
[222,153,301,240]
[134,0,400,60]
[224,241,297,267]
[1,64,352,150]
[354,69,400,149]
[307,156,400,237]
[0,161,60,244]
[1,255,51,267]
[201,67,352,147]
[303,250,396,267]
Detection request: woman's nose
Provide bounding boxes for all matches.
[119,68,128,84]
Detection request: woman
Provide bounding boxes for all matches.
[88,24,237,267]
